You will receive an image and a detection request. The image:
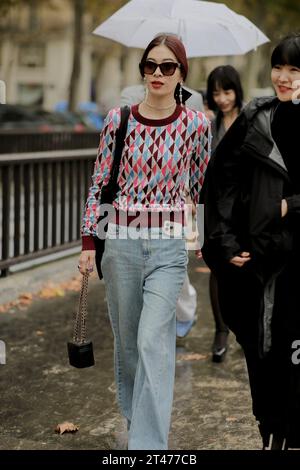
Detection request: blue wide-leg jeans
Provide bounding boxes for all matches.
[101,223,187,450]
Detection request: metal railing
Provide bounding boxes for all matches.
[0,149,96,276]
[0,130,99,154]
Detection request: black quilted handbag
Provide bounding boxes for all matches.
[67,273,94,368]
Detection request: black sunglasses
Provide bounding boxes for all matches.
[141,60,181,76]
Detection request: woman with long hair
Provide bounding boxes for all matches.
[206,65,244,362]
[78,34,211,449]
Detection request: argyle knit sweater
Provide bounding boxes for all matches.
[82,104,211,249]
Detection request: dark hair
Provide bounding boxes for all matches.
[271,32,300,68]
[206,65,244,113]
[139,34,188,80]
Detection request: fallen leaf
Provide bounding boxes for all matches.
[54,288,65,297]
[0,298,26,313]
[226,417,238,422]
[0,273,93,314]
[19,300,32,306]
[55,422,79,434]
[39,283,65,299]
[60,276,82,292]
[176,353,208,361]
[35,330,44,336]
[19,293,33,301]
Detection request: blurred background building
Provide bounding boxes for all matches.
[0,0,299,114]
[0,0,93,110]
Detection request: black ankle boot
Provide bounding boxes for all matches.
[212,331,229,363]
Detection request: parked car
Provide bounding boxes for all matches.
[0,103,104,133]
[55,101,104,131]
[0,104,50,131]
[77,102,104,130]
[34,110,87,132]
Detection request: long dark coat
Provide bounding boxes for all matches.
[201,97,300,445]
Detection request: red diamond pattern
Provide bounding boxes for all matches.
[82,106,211,237]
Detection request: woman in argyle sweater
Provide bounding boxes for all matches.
[79,34,211,450]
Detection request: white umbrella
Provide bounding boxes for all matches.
[93,0,269,58]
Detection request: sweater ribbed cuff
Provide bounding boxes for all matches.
[82,236,95,250]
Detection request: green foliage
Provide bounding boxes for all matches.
[86,0,128,26]
[0,0,19,13]
[212,0,300,40]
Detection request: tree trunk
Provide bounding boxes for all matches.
[68,0,84,111]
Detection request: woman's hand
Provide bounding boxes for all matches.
[229,251,251,268]
[281,199,288,217]
[78,250,95,275]
[195,249,202,259]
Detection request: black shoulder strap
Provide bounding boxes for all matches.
[109,105,130,186]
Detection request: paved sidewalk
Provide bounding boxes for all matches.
[0,255,261,450]
[0,252,81,306]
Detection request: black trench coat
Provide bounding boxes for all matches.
[201,97,300,445]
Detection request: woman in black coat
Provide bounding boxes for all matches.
[201,33,300,450]
[206,65,244,362]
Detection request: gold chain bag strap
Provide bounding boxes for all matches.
[67,273,95,368]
